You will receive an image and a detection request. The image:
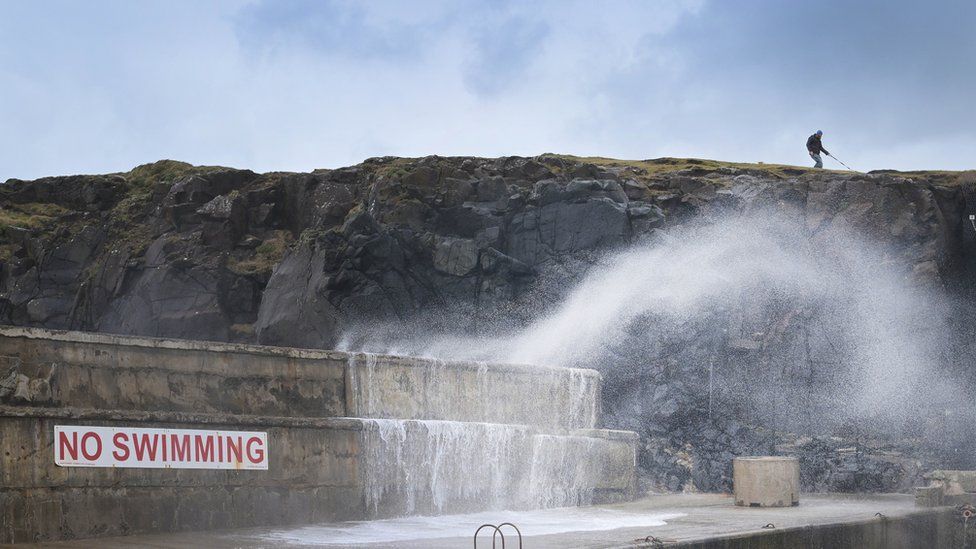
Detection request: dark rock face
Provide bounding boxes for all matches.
[3,155,975,493]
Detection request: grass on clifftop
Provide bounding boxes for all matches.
[111,159,231,222]
[119,159,230,190]
[544,154,976,184]
[106,160,235,254]
[543,154,847,179]
[869,169,976,187]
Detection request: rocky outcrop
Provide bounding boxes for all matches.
[2,155,975,493]
[4,157,969,346]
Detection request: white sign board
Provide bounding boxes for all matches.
[54,425,268,470]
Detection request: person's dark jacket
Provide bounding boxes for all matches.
[807,134,829,155]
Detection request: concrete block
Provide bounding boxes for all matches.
[916,470,976,507]
[916,485,945,507]
[733,456,800,507]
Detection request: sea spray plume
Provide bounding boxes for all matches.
[338,209,971,490]
[505,216,831,366]
[341,210,956,429]
[505,211,951,424]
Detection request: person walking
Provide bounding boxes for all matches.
[806,130,829,168]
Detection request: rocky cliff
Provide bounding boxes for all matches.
[3,154,975,493]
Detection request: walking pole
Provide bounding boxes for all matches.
[827,153,854,171]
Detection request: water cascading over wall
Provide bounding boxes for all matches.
[0,326,637,543]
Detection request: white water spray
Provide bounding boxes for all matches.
[344,212,956,426]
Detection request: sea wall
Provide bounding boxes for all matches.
[0,407,636,543]
[0,326,635,543]
[0,326,600,429]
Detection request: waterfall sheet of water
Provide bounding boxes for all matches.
[361,419,528,515]
[360,419,621,516]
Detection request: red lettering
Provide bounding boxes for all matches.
[112,433,130,461]
[171,434,189,461]
[58,430,78,461]
[81,432,102,460]
[132,433,158,461]
[57,428,265,467]
[246,436,265,464]
[195,435,213,462]
[227,436,243,464]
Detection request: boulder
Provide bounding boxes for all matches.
[254,244,342,348]
[507,197,630,265]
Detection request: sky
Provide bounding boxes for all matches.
[1,0,974,180]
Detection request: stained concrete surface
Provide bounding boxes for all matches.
[5,493,954,549]
[0,325,602,429]
[1,327,635,543]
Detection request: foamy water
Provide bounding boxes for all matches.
[356,418,626,515]
[249,507,684,545]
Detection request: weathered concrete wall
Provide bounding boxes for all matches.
[0,326,600,429]
[1,408,364,543]
[0,327,349,418]
[0,407,635,543]
[0,326,637,543]
[346,353,601,429]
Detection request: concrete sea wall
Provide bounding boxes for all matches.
[0,326,636,543]
[0,326,600,429]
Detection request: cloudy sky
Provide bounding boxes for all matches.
[2,0,974,180]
